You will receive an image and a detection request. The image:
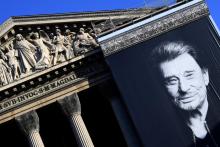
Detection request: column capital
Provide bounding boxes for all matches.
[58,93,81,116]
[15,110,39,136]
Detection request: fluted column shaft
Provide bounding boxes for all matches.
[58,93,94,147]
[15,110,45,147]
[29,130,45,147]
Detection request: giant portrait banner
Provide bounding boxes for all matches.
[102,12,220,147]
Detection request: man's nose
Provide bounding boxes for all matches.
[178,79,190,93]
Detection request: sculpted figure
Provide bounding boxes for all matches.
[49,33,54,41]
[28,31,53,69]
[87,27,96,38]
[14,34,37,74]
[76,28,99,49]
[72,39,86,56]
[0,56,13,86]
[64,29,76,58]
[0,48,7,61]
[52,29,69,65]
[5,42,21,80]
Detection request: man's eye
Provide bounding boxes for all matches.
[165,79,178,85]
[185,73,194,79]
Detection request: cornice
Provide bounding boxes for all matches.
[0,18,14,38]
[0,8,154,38]
[99,1,209,56]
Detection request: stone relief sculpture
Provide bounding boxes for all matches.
[64,29,76,59]
[0,50,13,86]
[13,34,37,74]
[87,27,96,38]
[72,28,99,56]
[72,38,86,56]
[76,28,99,49]
[0,25,99,86]
[51,29,69,65]
[27,31,54,69]
[5,42,21,80]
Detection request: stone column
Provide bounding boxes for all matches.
[58,93,94,147]
[15,110,45,147]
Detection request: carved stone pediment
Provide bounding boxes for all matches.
[0,8,156,88]
[0,8,159,123]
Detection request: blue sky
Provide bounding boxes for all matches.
[0,0,219,29]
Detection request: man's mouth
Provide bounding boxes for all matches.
[177,93,197,103]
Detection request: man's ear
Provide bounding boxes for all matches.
[202,68,209,86]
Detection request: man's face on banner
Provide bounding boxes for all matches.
[159,53,209,111]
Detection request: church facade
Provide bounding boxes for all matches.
[0,0,219,147]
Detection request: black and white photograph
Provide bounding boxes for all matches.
[106,16,220,147]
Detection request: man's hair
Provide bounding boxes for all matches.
[150,41,206,69]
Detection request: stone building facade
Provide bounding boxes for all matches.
[0,0,216,147]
